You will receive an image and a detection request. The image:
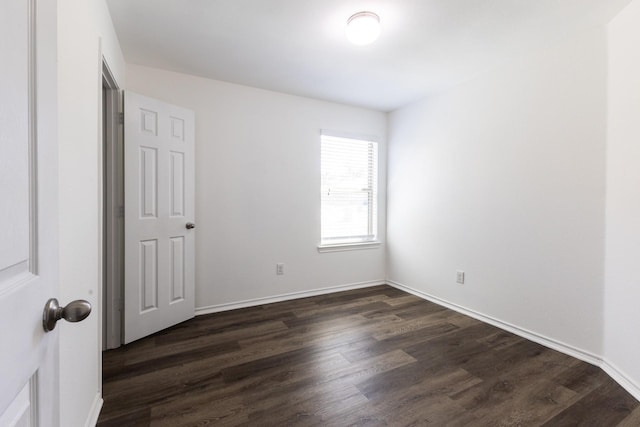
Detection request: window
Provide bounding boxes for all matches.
[320,133,378,248]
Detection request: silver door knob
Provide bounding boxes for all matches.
[186,222,195,230]
[42,298,92,332]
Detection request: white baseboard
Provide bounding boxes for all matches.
[601,360,640,402]
[386,280,602,366]
[195,280,386,316]
[84,392,103,427]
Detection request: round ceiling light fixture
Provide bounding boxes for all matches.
[346,11,381,45]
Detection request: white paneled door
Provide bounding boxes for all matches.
[0,0,59,425]
[124,92,195,344]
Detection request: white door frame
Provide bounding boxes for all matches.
[102,60,124,350]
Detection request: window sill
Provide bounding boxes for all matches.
[317,241,381,253]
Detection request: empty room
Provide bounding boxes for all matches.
[2,0,640,426]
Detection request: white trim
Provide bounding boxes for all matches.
[83,392,103,427]
[29,374,37,427]
[101,56,124,351]
[318,241,381,253]
[27,0,39,276]
[386,280,602,366]
[0,262,32,296]
[195,280,385,316]
[320,129,380,143]
[601,360,640,402]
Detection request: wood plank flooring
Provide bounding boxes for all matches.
[98,285,639,426]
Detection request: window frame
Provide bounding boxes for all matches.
[318,132,380,252]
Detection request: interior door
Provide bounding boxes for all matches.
[0,0,59,425]
[124,92,195,344]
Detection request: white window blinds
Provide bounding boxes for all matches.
[320,134,378,245]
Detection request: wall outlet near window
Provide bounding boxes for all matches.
[276,263,285,275]
[456,270,465,284]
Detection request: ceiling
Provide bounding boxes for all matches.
[106,0,630,112]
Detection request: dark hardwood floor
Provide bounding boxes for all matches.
[98,285,639,426]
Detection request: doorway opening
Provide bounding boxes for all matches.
[102,60,124,350]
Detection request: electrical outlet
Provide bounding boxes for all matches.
[276,263,285,275]
[456,270,465,284]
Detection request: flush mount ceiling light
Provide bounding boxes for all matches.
[346,11,381,45]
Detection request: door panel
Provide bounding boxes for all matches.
[0,0,30,284]
[140,147,158,218]
[170,151,185,216]
[140,239,158,312]
[170,236,185,302]
[0,0,59,424]
[0,379,34,427]
[124,92,195,344]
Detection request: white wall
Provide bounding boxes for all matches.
[603,0,640,398]
[57,0,124,425]
[50,1,640,423]
[387,27,608,358]
[126,65,387,310]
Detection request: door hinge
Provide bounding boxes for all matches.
[117,206,124,218]
[118,112,124,124]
